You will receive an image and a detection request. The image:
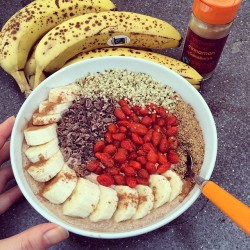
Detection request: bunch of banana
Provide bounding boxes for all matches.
[63,48,202,89]
[33,11,182,87]
[0,0,116,93]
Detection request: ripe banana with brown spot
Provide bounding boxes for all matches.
[34,11,182,87]
[0,0,116,93]
[64,47,202,89]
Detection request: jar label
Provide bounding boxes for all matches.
[181,28,228,75]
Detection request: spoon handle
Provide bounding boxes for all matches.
[202,181,250,235]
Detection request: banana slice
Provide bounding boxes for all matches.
[63,178,100,218]
[25,137,59,163]
[42,164,78,204]
[132,185,154,220]
[84,173,99,185]
[32,113,61,125]
[149,174,171,208]
[48,83,81,103]
[162,170,183,202]
[39,100,72,115]
[89,185,118,222]
[24,123,57,146]
[113,186,138,222]
[27,150,64,182]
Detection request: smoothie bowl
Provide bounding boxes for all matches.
[10,57,217,239]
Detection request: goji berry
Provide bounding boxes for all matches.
[114,174,126,185]
[157,106,168,118]
[129,160,142,170]
[158,136,169,153]
[95,153,115,168]
[120,163,128,171]
[158,153,168,165]
[106,167,120,176]
[128,122,148,135]
[123,166,136,176]
[153,124,163,133]
[142,143,155,152]
[86,160,100,172]
[129,112,140,122]
[117,120,130,127]
[132,105,141,115]
[152,131,162,147]
[103,144,116,155]
[93,166,104,175]
[121,139,134,152]
[118,148,129,157]
[139,107,149,116]
[157,117,165,127]
[157,162,171,174]
[147,150,158,163]
[144,129,154,142]
[137,156,147,166]
[94,141,105,153]
[167,151,180,164]
[145,162,157,174]
[118,98,128,107]
[105,132,113,143]
[129,152,137,160]
[102,157,115,168]
[114,108,126,120]
[136,177,149,186]
[166,115,179,126]
[166,126,178,137]
[114,151,127,163]
[119,126,127,133]
[141,116,153,126]
[131,132,144,145]
[137,149,146,156]
[121,105,132,116]
[126,177,137,188]
[112,133,126,141]
[137,169,149,179]
[95,152,103,160]
[97,174,114,187]
[113,140,121,148]
[151,113,157,123]
[107,123,117,134]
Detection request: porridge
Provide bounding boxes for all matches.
[23,69,204,232]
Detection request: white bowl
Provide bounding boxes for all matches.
[11,56,217,239]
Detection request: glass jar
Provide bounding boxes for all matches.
[181,0,241,80]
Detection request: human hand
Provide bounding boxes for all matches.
[0,117,69,250]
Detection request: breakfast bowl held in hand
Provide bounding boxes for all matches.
[11,57,217,239]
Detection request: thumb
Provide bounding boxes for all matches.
[0,223,69,250]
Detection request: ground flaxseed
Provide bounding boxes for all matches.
[174,99,205,178]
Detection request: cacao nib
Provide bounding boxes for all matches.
[57,96,116,176]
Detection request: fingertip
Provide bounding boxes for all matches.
[5,116,15,126]
[43,225,69,246]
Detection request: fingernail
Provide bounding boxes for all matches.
[44,226,69,245]
[9,116,15,121]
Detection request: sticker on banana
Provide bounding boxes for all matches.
[0,0,116,94]
[34,11,182,87]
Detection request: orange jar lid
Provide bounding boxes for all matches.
[193,0,241,25]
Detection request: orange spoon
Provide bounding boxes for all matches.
[186,153,250,235]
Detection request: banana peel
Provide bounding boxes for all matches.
[64,47,202,90]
